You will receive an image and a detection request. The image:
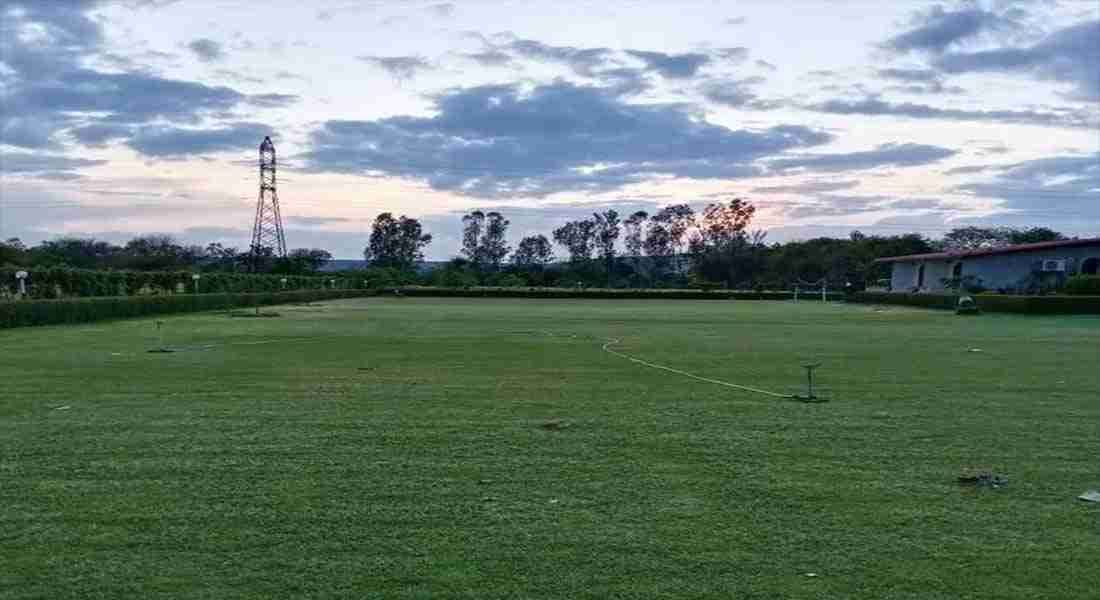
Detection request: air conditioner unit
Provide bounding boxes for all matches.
[1041,259,1066,272]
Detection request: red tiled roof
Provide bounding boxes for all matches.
[874,237,1100,263]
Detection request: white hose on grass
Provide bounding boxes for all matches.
[601,338,792,399]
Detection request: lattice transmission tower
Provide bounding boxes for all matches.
[249,135,287,270]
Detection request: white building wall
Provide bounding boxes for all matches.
[888,244,1100,294]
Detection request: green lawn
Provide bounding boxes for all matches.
[2,298,1098,599]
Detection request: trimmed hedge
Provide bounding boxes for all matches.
[395,286,847,301]
[1065,275,1100,296]
[0,267,365,300]
[849,291,1100,315]
[0,290,373,329]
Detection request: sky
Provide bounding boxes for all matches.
[1,0,1097,259]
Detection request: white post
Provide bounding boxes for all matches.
[191,274,200,294]
[280,277,287,290]
[330,279,336,290]
[794,284,799,303]
[15,271,28,296]
[821,281,827,303]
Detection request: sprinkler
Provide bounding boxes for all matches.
[147,320,175,353]
[794,362,826,402]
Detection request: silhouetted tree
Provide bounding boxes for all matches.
[592,209,620,287]
[552,219,596,264]
[482,212,511,271]
[688,198,757,287]
[365,212,432,269]
[512,235,554,268]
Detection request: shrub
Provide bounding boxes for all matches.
[0,290,374,329]
[849,291,1100,314]
[393,286,846,301]
[0,267,377,299]
[1065,275,1100,296]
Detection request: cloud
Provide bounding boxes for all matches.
[0,151,107,175]
[273,70,308,81]
[302,81,832,198]
[69,123,134,147]
[357,55,434,80]
[461,49,515,67]
[875,67,965,94]
[780,194,894,219]
[725,17,747,26]
[755,59,777,71]
[187,38,224,62]
[247,93,299,107]
[957,153,1100,216]
[876,67,941,82]
[807,97,1097,129]
[751,180,861,194]
[714,47,750,62]
[426,3,455,18]
[505,39,615,77]
[882,6,1004,53]
[768,143,957,173]
[125,122,274,158]
[626,49,711,79]
[0,2,295,153]
[285,215,355,227]
[698,76,781,109]
[944,164,995,175]
[934,20,1100,100]
[214,68,264,84]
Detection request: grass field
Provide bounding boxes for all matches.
[2,297,1098,599]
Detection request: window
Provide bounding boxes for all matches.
[1083,257,1099,275]
[952,262,962,279]
[917,264,925,288]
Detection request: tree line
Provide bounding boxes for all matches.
[1,204,1070,291]
[361,202,1070,290]
[0,235,333,275]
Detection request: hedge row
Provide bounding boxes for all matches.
[0,267,364,300]
[394,286,847,301]
[1065,275,1100,296]
[0,290,373,329]
[849,291,1100,314]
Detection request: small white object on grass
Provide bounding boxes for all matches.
[1079,490,1100,503]
[805,573,819,578]
[54,405,71,411]
[968,348,984,353]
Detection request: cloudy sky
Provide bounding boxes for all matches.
[1,0,1097,258]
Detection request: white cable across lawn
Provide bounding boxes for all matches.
[601,338,793,399]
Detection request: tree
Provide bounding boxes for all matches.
[939,226,1067,250]
[592,209,621,287]
[645,204,695,278]
[202,243,244,272]
[1005,227,1066,245]
[30,237,121,269]
[552,219,597,263]
[461,210,485,265]
[688,198,757,287]
[281,248,333,273]
[622,211,649,286]
[940,227,1009,250]
[623,211,648,257]
[512,235,554,268]
[481,212,511,271]
[364,212,432,269]
[120,234,201,270]
[652,204,695,255]
[0,238,27,266]
[461,210,511,271]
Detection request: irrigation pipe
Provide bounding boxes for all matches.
[601,338,793,399]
